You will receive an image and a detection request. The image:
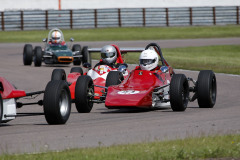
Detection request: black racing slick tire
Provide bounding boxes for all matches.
[75,76,94,113]
[51,69,66,81]
[70,67,83,75]
[33,46,42,67]
[105,71,124,87]
[43,80,71,125]
[23,44,33,65]
[197,70,217,108]
[82,46,91,65]
[170,74,189,111]
[0,94,3,124]
[72,44,82,65]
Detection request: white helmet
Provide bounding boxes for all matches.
[101,45,117,64]
[51,31,61,43]
[139,49,159,71]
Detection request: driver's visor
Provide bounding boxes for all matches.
[52,37,60,40]
[140,59,156,65]
[101,52,115,58]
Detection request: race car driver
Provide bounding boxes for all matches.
[94,45,118,68]
[50,30,66,46]
[139,49,160,71]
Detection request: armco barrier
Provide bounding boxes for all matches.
[0,6,239,31]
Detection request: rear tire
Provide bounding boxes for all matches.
[34,46,42,67]
[23,44,33,65]
[197,70,217,108]
[51,69,66,81]
[170,74,189,111]
[0,94,3,124]
[72,44,82,65]
[82,46,91,65]
[43,80,71,125]
[70,67,83,75]
[105,71,124,87]
[75,76,94,113]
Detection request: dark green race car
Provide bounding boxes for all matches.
[23,28,90,67]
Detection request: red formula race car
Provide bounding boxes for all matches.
[0,77,71,125]
[67,43,217,112]
[50,44,144,112]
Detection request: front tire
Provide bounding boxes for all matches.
[170,74,189,111]
[51,69,66,81]
[105,71,124,87]
[75,75,94,113]
[197,70,217,108]
[33,46,42,67]
[43,80,71,125]
[23,44,33,65]
[82,46,91,65]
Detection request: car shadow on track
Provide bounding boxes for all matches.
[100,107,170,114]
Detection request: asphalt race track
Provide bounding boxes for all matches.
[0,38,240,154]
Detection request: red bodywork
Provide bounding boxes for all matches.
[105,67,172,108]
[105,43,174,108]
[67,44,128,100]
[0,77,26,99]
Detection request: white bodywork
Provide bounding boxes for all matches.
[1,98,16,122]
[87,65,117,80]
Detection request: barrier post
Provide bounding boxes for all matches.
[45,10,48,29]
[70,10,73,29]
[189,7,193,25]
[142,8,146,27]
[20,11,24,30]
[237,6,239,25]
[165,8,169,26]
[1,12,4,31]
[213,7,216,25]
[94,9,97,28]
[118,9,121,27]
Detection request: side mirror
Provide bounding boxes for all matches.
[160,66,169,73]
[83,62,91,68]
[70,38,74,42]
[42,38,47,42]
[118,64,127,74]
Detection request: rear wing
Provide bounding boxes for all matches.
[88,45,144,64]
[88,48,144,53]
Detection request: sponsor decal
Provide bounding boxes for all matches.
[139,71,143,75]
[117,90,140,95]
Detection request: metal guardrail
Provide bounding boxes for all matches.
[0,6,239,31]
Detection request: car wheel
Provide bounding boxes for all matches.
[105,71,124,87]
[51,69,66,81]
[170,74,189,111]
[72,44,81,65]
[23,44,33,65]
[82,46,91,65]
[197,70,217,108]
[75,75,94,113]
[0,94,3,124]
[43,80,71,125]
[70,67,83,74]
[33,46,42,67]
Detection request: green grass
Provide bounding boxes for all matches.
[1,134,240,160]
[92,45,240,75]
[0,25,240,43]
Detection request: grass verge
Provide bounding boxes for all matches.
[1,134,240,160]
[0,25,240,43]
[91,45,240,75]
